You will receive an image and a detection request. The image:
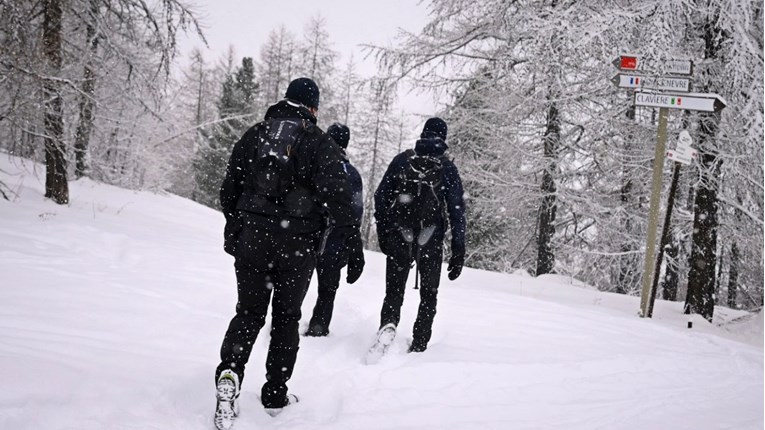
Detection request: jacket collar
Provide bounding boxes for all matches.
[264,100,318,124]
[414,137,448,157]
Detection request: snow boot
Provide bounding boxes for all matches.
[264,393,299,417]
[408,339,427,353]
[304,323,329,337]
[214,369,240,430]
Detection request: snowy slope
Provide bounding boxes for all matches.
[0,154,762,430]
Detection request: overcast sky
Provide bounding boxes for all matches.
[177,0,441,119]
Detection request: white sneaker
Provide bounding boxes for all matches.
[377,323,397,345]
[364,323,397,365]
[264,393,299,417]
[214,370,240,430]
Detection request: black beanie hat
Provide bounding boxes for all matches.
[285,77,320,109]
[327,123,350,149]
[420,117,448,140]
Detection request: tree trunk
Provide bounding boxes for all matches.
[727,242,739,309]
[536,100,559,275]
[684,142,721,321]
[714,245,724,305]
[662,241,679,301]
[616,101,637,293]
[684,14,726,323]
[342,61,353,125]
[43,0,68,204]
[74,0,99,178]
[362,101,382,244]
[196,72,204,125]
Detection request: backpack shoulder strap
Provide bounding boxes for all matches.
[243,121,267,160]
[403,148,416,166]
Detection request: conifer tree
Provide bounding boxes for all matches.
[194,57,258,209]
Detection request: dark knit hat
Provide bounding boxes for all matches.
[327,123,350,149]
[420,117,448,140]
[285,77,320,109]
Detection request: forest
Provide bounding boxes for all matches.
[1,0,762,321]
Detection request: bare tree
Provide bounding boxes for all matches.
[73,0,98,178]
[1,0,205,203]
[42,0,68,203]
[259,26,296,105]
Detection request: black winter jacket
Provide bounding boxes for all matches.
[220,100,359,236]
[344,158,364,224]
[373,137,466,252]
[322,155,363,257]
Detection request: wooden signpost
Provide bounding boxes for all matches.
[666,130,697,165]
[611,54,727,318]
[646,131,695,318]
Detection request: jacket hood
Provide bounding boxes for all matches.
[264,100,318,124]
[414,137,448,157]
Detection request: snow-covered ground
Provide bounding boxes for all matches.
[1,154,762,430]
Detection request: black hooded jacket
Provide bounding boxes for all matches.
[220,100,358,233]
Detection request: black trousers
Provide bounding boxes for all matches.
[379,231,443,349]
[216,215,319,409]
[307,244,346,334]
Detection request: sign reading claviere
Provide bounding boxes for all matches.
[634,91,727,112]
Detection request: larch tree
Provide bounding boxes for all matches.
[296,14,339,126]
[259,26,297,107]
[0,0,205,203]
[348,77,400,245]
[683,0,764,319]
[41,0,67,203]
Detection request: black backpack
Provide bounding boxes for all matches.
[249,119,307,201]
[391,149,447,244]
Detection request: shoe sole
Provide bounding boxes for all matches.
[216,381,237,402]
[214,399,238,430]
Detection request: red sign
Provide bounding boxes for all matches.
[612,55,694,75]
[619,56,638,70]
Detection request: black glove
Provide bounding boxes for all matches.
[336,226,365,284]
[447,250,464,281]
[377,233,393,256]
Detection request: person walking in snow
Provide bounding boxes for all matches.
[214,77,365,429]
[368,117,465,360]
[304,123,364,337]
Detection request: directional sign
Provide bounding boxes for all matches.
[611,74,691,92]
[613,55,640,70]
[612,55,693,75]
[667,130,697,165]
[634,91,727,112]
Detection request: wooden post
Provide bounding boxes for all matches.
[639,107,668,317]
[647,161,681,317]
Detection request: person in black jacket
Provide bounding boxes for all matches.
[213,77,365,427]
[305,123,364,337]
[373,117,465,354]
